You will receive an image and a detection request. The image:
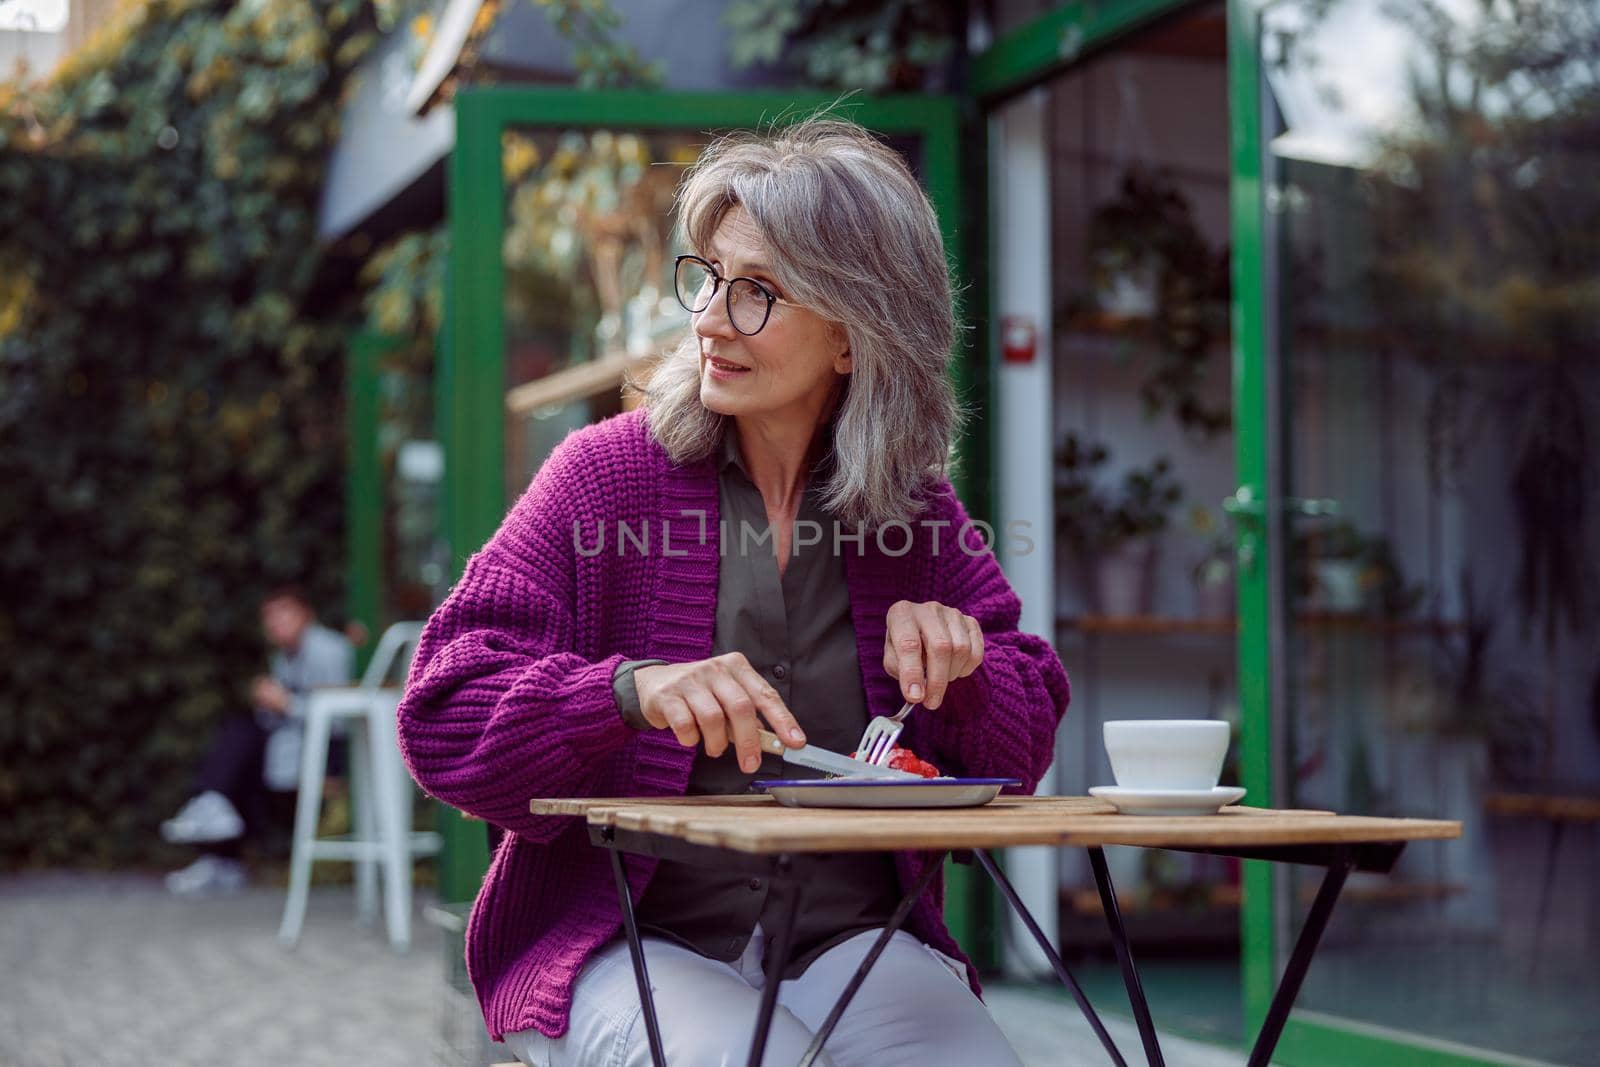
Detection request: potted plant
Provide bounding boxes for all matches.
[1187,505,1236,620]
[1085,169,1176,318]
[1054,434,1184,616]
[1294,521,1423,617]
[1081,167,1232,438]
[1299,522,1369,613]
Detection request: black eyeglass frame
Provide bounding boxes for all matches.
[673,254,800,337]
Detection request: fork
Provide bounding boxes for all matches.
[856,701,917,767]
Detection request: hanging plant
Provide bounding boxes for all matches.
[1508,369,1593,641]
[1083,167,1232,439]
[1363,1,1599,643]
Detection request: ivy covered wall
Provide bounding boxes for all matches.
[0,0,965,869]
[0,0,408,867]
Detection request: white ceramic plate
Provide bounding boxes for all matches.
[1088,785,1247,816]
[753,778,1022,809]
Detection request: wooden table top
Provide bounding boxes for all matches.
[528,795,1462,855]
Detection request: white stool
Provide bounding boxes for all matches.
[277,622,440,951]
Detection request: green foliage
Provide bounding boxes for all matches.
[0,0,398,868]
[362,225,448,342]
[1355,0,1600,640]
[724,0,957,92]
[1084,167,1232,438]
[531,0,663,89]
[1053,434,1184,555]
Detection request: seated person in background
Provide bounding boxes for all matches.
[161,584,353,895]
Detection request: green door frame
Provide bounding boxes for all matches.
[1225,0,1277,1047]
[438,86,982,928]
[975,1,1512,1063]
[346,328,400,676]
[970,0,1194,103]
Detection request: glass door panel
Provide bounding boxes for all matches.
[1042,1,1242,1044]
[500,127,703,497]
[379,341,444,623]
[1259,2,1600,1061]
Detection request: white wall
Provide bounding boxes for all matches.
[991,85,1062,979]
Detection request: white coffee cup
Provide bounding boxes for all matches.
[1103,719,1231,791]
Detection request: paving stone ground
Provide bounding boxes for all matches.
[1,872,1249,1066]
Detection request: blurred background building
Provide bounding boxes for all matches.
[1,0,118,77]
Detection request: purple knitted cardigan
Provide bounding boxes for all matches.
[396,408,1070,1042]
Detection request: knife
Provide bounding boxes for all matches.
[756,730,921,780]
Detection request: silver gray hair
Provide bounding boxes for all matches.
[637,116,962,528]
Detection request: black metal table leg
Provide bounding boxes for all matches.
[606,832,668,1067]
[592,817,1403,1067]
[1089,847,1165,1067]
[748,858,801,1067]
[1246,855,1352,1067]
[976,850,1129,1067]
[798,852,949,1067]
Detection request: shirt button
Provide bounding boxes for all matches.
[748,878,762,891]
[772,664,787,679]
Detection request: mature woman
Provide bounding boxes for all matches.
[398,117,1070,1066]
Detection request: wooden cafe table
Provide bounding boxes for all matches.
[529,794,1460,1067]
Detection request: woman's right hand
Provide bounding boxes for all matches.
[633,653,806,773]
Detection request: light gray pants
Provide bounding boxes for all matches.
[505,924,1024,1067]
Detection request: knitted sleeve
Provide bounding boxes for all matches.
[395,432,637,842]
[915,485,1070,792]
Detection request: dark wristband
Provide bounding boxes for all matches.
[613,659,669,730]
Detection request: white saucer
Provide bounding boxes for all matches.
[1088,785,1247,816]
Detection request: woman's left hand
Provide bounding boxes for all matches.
[882,600,985,710]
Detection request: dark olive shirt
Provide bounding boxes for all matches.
[612,432,902,977]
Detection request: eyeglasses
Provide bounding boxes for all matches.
[674,254,799,336]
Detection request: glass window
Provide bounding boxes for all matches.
[1262,2,1600,1060]
[500,127,705,496]
[1044,1,1241,1044]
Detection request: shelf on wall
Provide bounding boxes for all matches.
[1060,878,1463,917]
[1057,883,1241,952]
[1063,883,1241,916]
[504,350,658,417]
[1484,792,1600,823]
[1055,613,1464,637]
[1058,615,1236,635]
[1060,310,1232,343]
[1295,612,1466,634]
